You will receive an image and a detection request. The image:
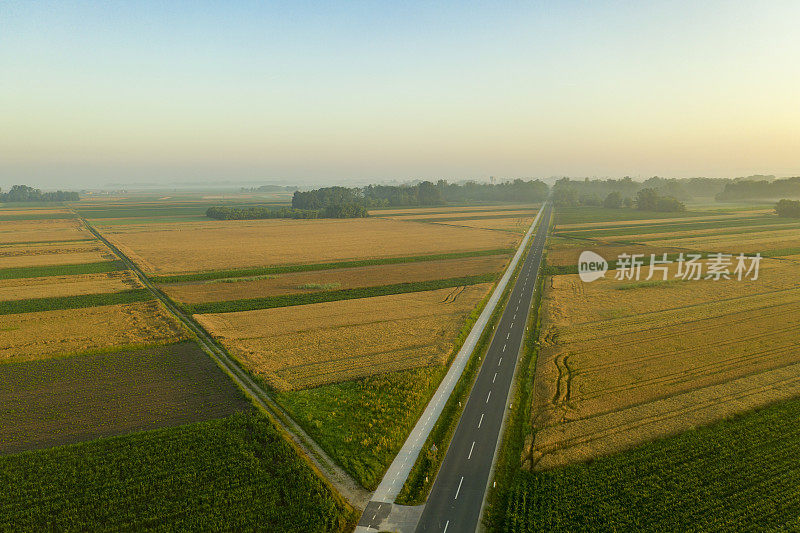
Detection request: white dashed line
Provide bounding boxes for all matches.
[443,520,449,533]
[468,441,475,459]
[498,357,502,365]
[506,333,510,339]
[455,476,464,499]
[478,413,484,428]
[502,344,506,352]
[486,391,492,403]
[493,372,497,383]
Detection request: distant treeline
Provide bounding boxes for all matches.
[553,179,685,212]
[717,177,800,201]
[292,179,549,210]
[776,199,800,218]
[0,185,79,202]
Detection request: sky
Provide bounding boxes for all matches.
[2,0,800,188]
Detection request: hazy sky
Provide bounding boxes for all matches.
[2,1,800,187]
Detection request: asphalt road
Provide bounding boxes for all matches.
[415,203,552,533]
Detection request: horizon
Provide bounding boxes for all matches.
[3,1,800,187]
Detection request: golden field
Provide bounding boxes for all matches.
[370,204,535,216]
[0,301,188,362]
[525,257,800,471]
[0,219,92,244]
[99,217,518,274]
[0,208,72,216]
[387,209,536,220]
[161,254,508,304]
[0,271,142,301]
[643,227,800,253]
[439,215,534,233]
[196,284,492,390]
[0,247,114,269]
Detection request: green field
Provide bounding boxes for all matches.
[278,366,446,490]
[0,260,125,280]
[185,273,497,314]
[0,288,153,315]
[493,396,800,532]
[0,413,356,532]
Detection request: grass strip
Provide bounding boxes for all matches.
[0,260,125,280]
[152,248,514,284]
[186,273,497,314]
[0,288,153,315]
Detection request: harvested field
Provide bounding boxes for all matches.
[440,216,534,233]
[161,254,508,304]
[0,250,114,269]
[546,243,683,267]
[389,209,535,220]
[0,271,142,301]
[645,227,800,253]
[371,204,534,216]
[196,283,492,390]
[0,342,251,455]
[0,300,187,362]
[0,208,71,216]
[99,218,517,274]
[0,219,92,244]
[526,257,800,471]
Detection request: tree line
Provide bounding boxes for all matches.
[0,185,79,202]
[717,177,800,201]
[553,179,685,212]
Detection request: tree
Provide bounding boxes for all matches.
[636,188,685,212]
[776,199,800,218]
[603,191,622,209]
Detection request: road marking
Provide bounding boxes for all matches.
[506,333,510,339]
[455,476,464,499]
[510,322,514,328]
[486,391,492,403]
[498,357,502,365]
[468,441,475,459]
[493,372,497,383]
[443,520,450,533]
[478,413,484,428]
[513,314,516,319]
[502,344,506,352]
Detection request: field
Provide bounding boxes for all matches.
[0,271,142,301]
[0,300,187,362]
[0,342,251,454]
[526,206,800,472]
[0,241,115,268]
[98,217,518,274]
[0,413,355,532]
[0,219,93,244]
[196,283,492,390]
[499,395,800,531]
[160,254,508,304]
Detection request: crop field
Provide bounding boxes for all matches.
[0,342,251,454]
[0,246,115,269]
[0,300,187,362]
[499,395,800,531]
[0,271,142,301]
[386,209,536,220]
[0,413,355,532]
[98,217,518,274]
[371,204,534,216]
[196,283,492,390]
[441,215,535,233]
[160,254,508,304]
[526,209,800,472]
[0,219,93,244]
